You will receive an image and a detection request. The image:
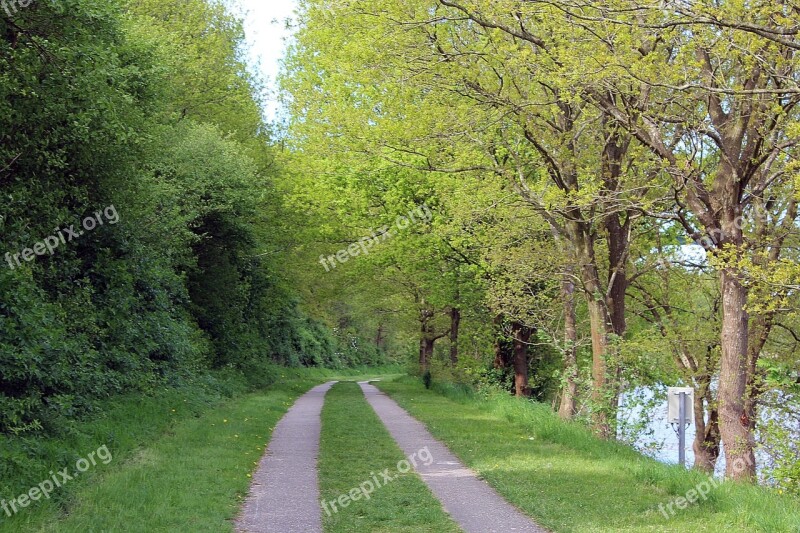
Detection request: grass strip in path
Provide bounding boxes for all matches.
[318,381,461,533]
[376,377,800,533]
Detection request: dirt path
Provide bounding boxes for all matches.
[359,381,548,533]
[235,381,336,533]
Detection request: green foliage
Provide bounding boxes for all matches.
[760,415,800,497]
[283,0,800,486]
[527,340,562,402]
[0,0,353,438]
[758,390,800,496]
[471,366,515,398]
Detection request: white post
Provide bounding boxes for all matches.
[668,386,693,467]
[678,390,686,467]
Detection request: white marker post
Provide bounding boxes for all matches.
[668,387,694,467]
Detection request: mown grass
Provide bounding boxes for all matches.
[0,366,401,532]
[376,376,800,533]
[319,381,460,533]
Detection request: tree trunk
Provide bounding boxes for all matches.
[586,295,612,438]
[605,214,628,415]
[602,122,631,420]
[419,308,434,373]
[420,336,435,372]
[734,199,793,474]
[511,322,533,397]
[558,271,578,419]
[566,219,616,438]
[419,334,428,372]
[602,126,629,340]
[418,305,449,374]
[692,377,721,472]
[718,267,756,480]
[449,307,461,366]
[375,323,386,352]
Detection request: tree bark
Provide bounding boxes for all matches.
[692,375,721,472]
[569,220,615,438]
[718,267,756,480]
[419,334,429,373]
[586,296,612,438]
[601,122,630,432]
[418,305,449,374]
[605,213,627,410]
[449,307,461,366]
[558,271,579,419]
[420,336,435,372]
[419,307,434,373]
[511,321,533,397]
[375,322,386,352]
[602,122,630,340]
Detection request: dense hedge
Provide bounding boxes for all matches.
[0,0,383,436]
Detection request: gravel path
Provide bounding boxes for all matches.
[235,381,337,533]
[359,381,548,533]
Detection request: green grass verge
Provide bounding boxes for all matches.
[319,381,460,533]
[0,366,401,532]
[376,377,800,533]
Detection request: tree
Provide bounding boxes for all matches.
[564,0,800,479]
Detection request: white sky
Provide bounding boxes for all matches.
[235,0,300,121]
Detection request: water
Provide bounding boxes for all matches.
[618,385,799,479]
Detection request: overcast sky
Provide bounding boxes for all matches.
[235,0,299,120]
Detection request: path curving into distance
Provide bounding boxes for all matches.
[359,381,549,533]
[235,381,337,533]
